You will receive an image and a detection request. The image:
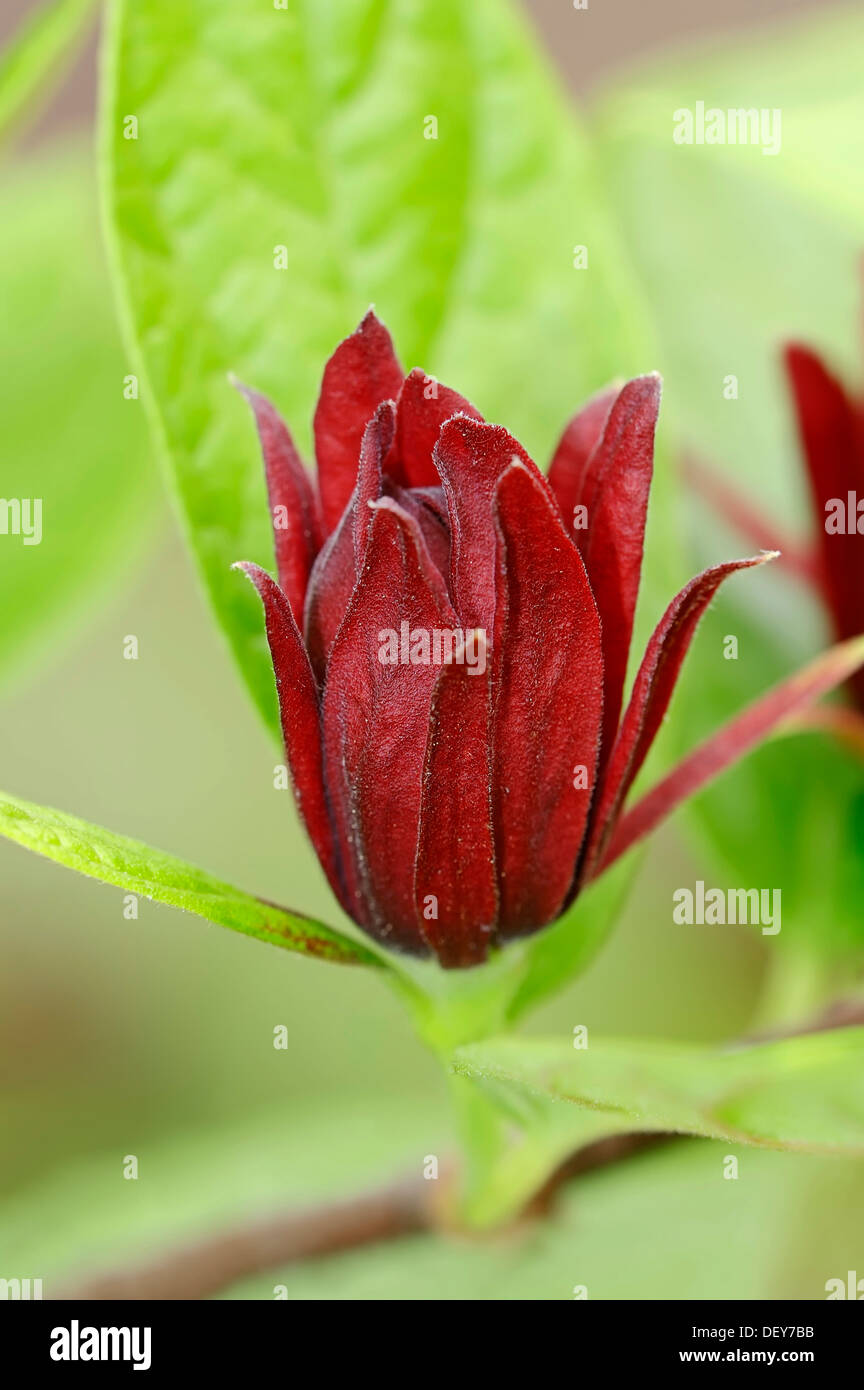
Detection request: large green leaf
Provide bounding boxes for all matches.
[0,789,381,967]
[456,1027,864,1154]
[447,1021,864,1226]
[102,0,662,736]
[0,0,95,143]
[594,4,864,532]
[0,144,159,688]
[593,6,864,980]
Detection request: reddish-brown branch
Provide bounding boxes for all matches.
[54,999,864,1301]
[53,1173,435,1301]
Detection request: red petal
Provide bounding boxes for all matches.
[785,344,864,706]
[303,516,356,684]
[581,553,776,881]
[547,385,618,533]
[598,634,864,875]
[313,311,404,533]
[304,403,394,681]
[388,485,451,581]
[321,498,458,956]
[491,461,604,938]
[414,645,498,968]
[577,375,661,766]
[435,415,554,631]
[352,402,395,563]
[235,385,323,625]
[234,562,348,912]
[388,367,483,489]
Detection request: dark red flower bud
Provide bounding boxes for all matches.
[235,313,792,967]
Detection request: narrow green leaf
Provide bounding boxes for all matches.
[101,0,661,736]
[456,1028,864,1153]
[0,0,95,143]
[0,789,382,967]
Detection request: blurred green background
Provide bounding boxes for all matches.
[1,0,863,1299]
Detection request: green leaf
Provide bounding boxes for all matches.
[456,1027,864,1154]
[101,0,662,736]
[0,143,159,689]
[0,789,381,967]
[0,0,95,144]
[593,7,864,980]
[449,1024,864,1224]
[594,5,864,536]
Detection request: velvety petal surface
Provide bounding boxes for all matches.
[313,310,404,533]
[576,374,661,765]
[491,461,603,938]
[236,384,322,626]
[388,367,483,489]
[304,403,394,681]
[414,643,498,968]
[435,416,553,632]
[234,562,346,911]
[388,484,451,582]
[322,498,458,955]
[547,384,618,534]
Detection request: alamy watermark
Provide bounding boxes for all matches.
[673,880,781,935]
[673,102,782,156]
[825,491,864,534]
[0,1276,42,1299]
[0,497,42,546]
[50,1321,151,1371]
[378,622,487,675]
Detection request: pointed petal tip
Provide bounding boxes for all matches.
[437,412,482,442]
[229,375,272,416]
[227,373,272,413]
[232,558,264,583]
[232,560,278,599]
[622,370,663,406]
[358,305,386,334]
[729,549,781,567]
